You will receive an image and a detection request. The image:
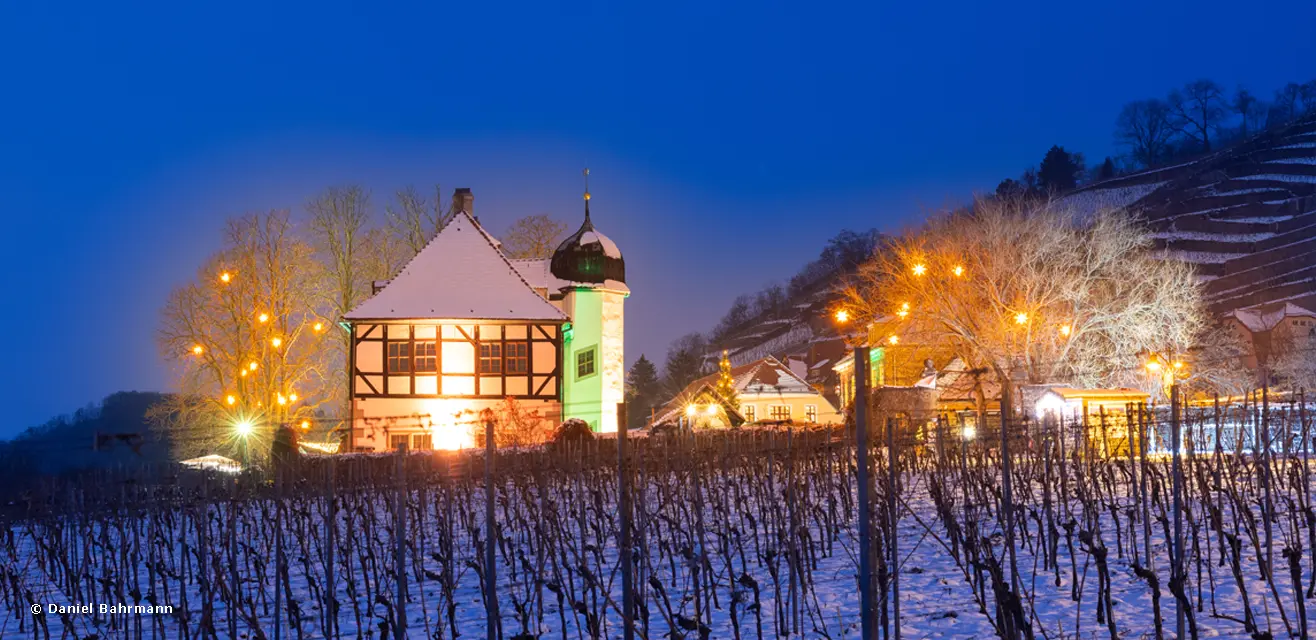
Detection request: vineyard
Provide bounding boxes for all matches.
[1,397,1314,639]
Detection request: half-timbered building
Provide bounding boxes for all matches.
[343,188,626,450]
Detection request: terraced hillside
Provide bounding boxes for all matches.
[705,117,1316,394]
[1064,115,1316,314]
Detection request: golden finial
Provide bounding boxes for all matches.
[583,168,591,201]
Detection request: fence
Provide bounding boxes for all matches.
[1,392,1313,639]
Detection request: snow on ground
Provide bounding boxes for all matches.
[1058,182,1164,219]
[1266,157,1316,165]
[1151,230,1277,243]
[1235,174,1316,184]
[4,438,1316,639]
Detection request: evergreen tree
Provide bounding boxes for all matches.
[625,354,661,429]
[712,350,738,407]
[1037,145,1084,193]
[663,333,708,395]
[1097,157,1116,181]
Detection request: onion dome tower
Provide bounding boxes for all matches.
[550,190,625,284]
[554,169,628,434]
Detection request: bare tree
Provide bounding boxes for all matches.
[1272,83,1304,125]
[1232,88,1260,138]
[1185,321,1256,399]
[1301,80,1316,115]
[500,214,568,259]
[306,186,386,422]
[156,211,331,462]
[1270,324,1316,392]
[837,197,1206,397]
[1167,79,1226,153]
[1116,100,1175,168]
[386,185,449,256]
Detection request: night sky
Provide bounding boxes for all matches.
[2,1,1313,436]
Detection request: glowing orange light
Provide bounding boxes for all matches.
[191,344,204,355]
[248,361,259,371]
[313,322,324,332]
[897,310,909,318]
[1014,312,1028,325]
[685,404,697,417]
[271,337,282,348]
[1173,361,1184,370]
[834,309,850,324]
[289,393,298,403]
[219,271,231,284]
[258,313,269,324]
[225,394,236,406]
[1059,324,1072,337]
[888,335,899,345]
[300,420,311,430]
[912,264,927,276]
[952,265,964,277]
[277,394,287,406]
[1146,361,1162,372]
[240,369,248,377]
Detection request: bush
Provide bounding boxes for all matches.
[552,419,595,444]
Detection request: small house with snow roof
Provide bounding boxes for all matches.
[652,356,843,428]
[342,188,627,451]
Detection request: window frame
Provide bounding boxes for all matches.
[387,342,412,374]
[769,405,791,421]
[805,404,818,423]
[412,433,433,451]
[389,434,410,450]
[576,345,597,380]
[414,340,437,373]
[505,341,529,374]
[742,404,756,422]
[479,342,503,374]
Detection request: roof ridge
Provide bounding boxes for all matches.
[344,210,566,321]
[458,210,559,303]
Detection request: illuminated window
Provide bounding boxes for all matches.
[389,434,409,450]
[805,405,818,423]
[505,341,528,374]
[577,347,596,378]
[412,433,433,450]
[415,341,437,372]
[480,343,502,374]
[387,342,411,373]
[769,405,791,421]
[742,405,756,422]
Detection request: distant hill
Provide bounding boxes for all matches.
[698,231,885,401]
[1061,114,1316,314]
[0,391,176,492]
[697,116,1316,394]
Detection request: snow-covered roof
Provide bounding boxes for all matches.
[180,454,242,473]
[1228,301,1316,333]
[652,356,827,425]
[578,230,622,258]
[344,211,569,322]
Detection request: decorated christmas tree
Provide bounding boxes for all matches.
[713,350,738,407]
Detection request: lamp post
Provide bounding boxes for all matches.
[835,308,875,639]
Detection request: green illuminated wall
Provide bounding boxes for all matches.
[563,289,604,430]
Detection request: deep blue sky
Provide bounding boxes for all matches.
[2,1,1313,436]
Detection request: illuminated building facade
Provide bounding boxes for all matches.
[343,188,626,450]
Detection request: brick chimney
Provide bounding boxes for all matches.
[451,188,474,215]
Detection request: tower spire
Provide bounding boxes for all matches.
[582,167,592,225]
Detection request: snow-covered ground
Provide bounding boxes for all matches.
[3,430,1316,639]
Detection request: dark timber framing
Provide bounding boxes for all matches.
[350,319,564,401]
